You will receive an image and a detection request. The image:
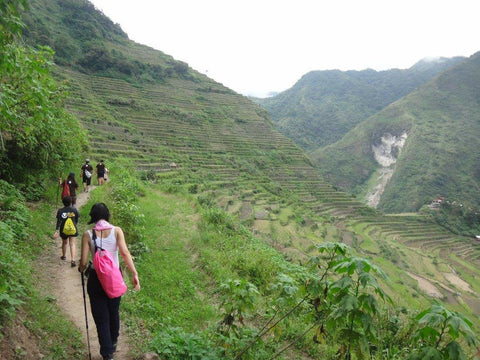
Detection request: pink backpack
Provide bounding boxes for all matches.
[92,222,127,299]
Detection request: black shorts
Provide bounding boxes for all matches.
[60,232,77,240]
[83,176,91,185]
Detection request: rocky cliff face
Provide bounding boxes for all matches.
[366,132,407,207]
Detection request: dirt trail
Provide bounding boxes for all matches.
[43,187,130,360]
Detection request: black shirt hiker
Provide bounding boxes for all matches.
[54,196,79,266]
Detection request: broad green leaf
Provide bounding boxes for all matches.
[409,346,442,360]
[444,341,466,360]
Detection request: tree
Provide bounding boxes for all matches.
[0,0,28,45]
[0,0,87,197]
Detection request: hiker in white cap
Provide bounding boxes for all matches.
[81,158,94,192]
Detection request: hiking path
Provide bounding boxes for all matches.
[42,187,130,360]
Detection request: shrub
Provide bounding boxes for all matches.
[150,326,220,360]
[0,181,30,322]
[110,169,146,256]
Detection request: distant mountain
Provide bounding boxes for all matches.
[11,0,480,354]
[257,58,464,152]
[310,52,480,213]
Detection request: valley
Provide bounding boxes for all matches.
[59,64,480,322]
[2,0,480,358]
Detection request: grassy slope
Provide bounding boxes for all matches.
[13,0,480,355]
[0,195,88,359]
[122,179,480,356]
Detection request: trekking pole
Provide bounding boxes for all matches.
[81,272,92,360]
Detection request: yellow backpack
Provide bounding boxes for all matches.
[62,216,77,236]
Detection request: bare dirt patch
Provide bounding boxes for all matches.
[239,201,252,220]
[443,272,474,293]
[0,310,43,360]
[406,272,443,298]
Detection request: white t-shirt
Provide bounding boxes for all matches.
[89,227,120,268]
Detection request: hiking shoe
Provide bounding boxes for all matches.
[60,256,66,260]
[103,355,114,360]
[71,261,76,267]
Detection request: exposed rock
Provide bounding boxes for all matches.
[372,132,407,167]
[366,132,407,207]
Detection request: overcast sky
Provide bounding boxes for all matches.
[89,0,479,97]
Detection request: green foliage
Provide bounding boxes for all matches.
[218,279,259,333]
[0,6,87,196]
[139,169,158,183]
[110,168,146,255]
[408,304,478,360]
[201,206,237,234]
[424,201,480,236]
[0,0,28,43]
[0,180,30,321]
[196,200,284,288]
[303,242,392,359]
[0,175,85,353]
[150,326,221,360]
[0,7,89,355]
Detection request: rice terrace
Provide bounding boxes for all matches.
[2,0,480,359]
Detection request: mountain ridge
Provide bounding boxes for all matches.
[310,51,480,213]
[258,52,480,214]
[5,1,480,358]
[256,57,464,151]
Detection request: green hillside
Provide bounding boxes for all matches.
[256,59,463,151]
[22,0,369,220]
[2,0,480,358]
[310,53,480,213]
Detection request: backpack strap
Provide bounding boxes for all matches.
[91,229,104,251]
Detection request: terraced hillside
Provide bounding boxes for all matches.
[60,64,480,286]
[35,0,480,321]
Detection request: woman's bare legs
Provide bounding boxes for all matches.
[61,238,68,259]
[69,237,76,266]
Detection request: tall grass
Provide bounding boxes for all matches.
[121,185,217,356]
[0,179,86,358]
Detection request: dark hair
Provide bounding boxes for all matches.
[66,174,77,186]
[88,202,110,224]
[62,196,72,206]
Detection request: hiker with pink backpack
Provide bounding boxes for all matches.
[78,203,140,360]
